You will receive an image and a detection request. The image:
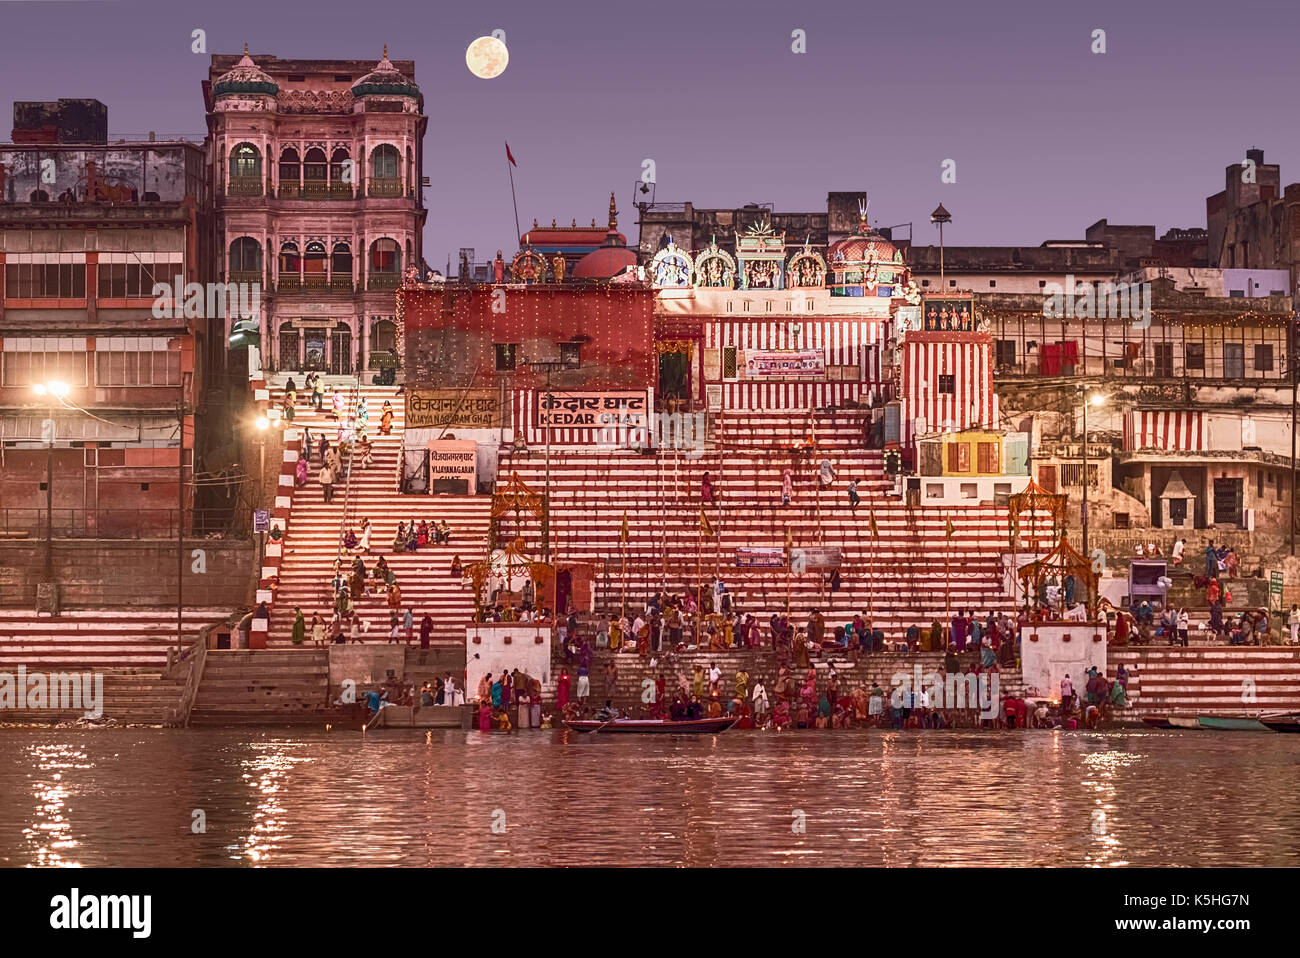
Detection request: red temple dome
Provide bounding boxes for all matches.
[573,192,637,280]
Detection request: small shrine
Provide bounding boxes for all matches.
[650,238,693,288]
[510,246,548,284]
[692,237,736,288]
[826,198,908,297]
[735,220,785,290]
[786,239,826,289]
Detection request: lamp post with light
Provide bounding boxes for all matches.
[32,380,69,586]
[930,204,952,292]
[1081,390,1105,556]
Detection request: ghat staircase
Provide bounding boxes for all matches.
[264,375,491,646]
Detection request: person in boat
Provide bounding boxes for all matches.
[595,700,620,722]
[686,696,704,720]
[669,691,688,721]
[707,694,723,719]
[379,400,394,435]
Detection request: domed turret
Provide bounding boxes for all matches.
[825,197,907,296]
[573,192,637,280]
[352,45,420,98]
[213,44,279,98]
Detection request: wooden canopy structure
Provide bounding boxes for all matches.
[1006,477,1070,607]
[1016,534,1099,620]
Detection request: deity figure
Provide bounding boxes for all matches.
[552,254,566,284]
[493,250,505,284]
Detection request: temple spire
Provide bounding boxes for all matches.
[608,191,618,231]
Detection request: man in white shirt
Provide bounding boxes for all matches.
[1171,538,1186,566]
[1289,604,1300,645]
[708,662,722,693]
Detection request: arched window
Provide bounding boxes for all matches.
[330,148,352,195]
[368,238,401,288]
[371,144,399,180]
[229,237,262,275]
[278,147,300,187]
[303,148,327,194]
[279,241,301,275]
[304,241,327,283]
[369,318,397,354]
[229,143,261,179]
[331,242,353,276]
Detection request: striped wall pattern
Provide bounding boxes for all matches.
[901,338,998,446]
[1123,410,1206,452]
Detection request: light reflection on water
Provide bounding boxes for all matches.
[0,728,1296,867]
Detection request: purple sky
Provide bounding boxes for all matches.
[1,0,1295,266]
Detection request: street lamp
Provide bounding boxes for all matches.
[930,204,952,292]
[1081,390,1105,556]
[32,381,70,587]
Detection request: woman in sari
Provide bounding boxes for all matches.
[722,613,735,648]
[556,669,571,709]
[801,668,817,711]
[342,526,358,551]
[417,520,430,547]
[392,523,406,552]
[405,526,419,552]
[294,455,309,488]
[387,582,402,611]
[637,618,651,656]
[356,396,369,429]
[331,389,345,420]
[609,616,623,652]
[379,401,394,435]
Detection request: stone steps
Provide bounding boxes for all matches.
[189,648,331,725]
[1109,646,1300,715]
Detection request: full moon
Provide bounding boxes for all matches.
[466,36,508,79]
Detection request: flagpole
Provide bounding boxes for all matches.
[696,517,702,647]
[945,521,952,643]
[621,520,627,622]
[505,143,522,247]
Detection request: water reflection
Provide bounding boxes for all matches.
[0,728,1296,867]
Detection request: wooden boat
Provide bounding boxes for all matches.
[1259,712,1300,733]
[1141,715,1173,729]
[1167,716,1203,730]
[563,716,739,734]
[1196,716,1270,732]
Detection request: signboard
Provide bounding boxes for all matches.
[745,349,825,380]
[408,389,502,430]
[253,509,270,534]
[537,391,648,430]
[792,546,841,571]
[734,546,786,568]
[427,439,478,487]
[1270,570,1284,615]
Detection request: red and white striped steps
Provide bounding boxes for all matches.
[1110,646,1300,716]
[264,377,490,645]
[0,608,232,669]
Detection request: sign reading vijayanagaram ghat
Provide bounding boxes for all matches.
[406,389,502,429]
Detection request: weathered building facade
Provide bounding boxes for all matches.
[0,99,214,537]
[205,47,426,376]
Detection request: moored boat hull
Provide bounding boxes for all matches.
[563,717,739,734]
[1196,716,1270,731]
[1260,712,1300,733]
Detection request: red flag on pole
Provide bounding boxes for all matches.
[505,141,517,167]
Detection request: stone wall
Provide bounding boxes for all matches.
[0,539,255,607]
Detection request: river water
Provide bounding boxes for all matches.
[0,726,1295,867]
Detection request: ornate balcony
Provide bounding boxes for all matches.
[227,270,265,288]
[367,272,402,291]
[278,181,355,200]
[368,178,403,198]
[227,176,263,196]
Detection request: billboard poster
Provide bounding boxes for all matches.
[745,349,825,379]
